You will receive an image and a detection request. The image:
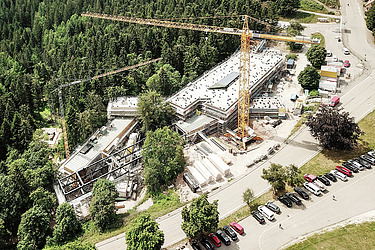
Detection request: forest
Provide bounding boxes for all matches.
[0,0,299,248]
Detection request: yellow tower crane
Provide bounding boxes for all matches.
[82,12,319,148]
[51,58,162,158]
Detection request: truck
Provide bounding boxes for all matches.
[329,96,340,107]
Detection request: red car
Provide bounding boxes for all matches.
[230,222,244,235]
[303,174,317,182]
[208,233,221,247]
[336,166,352,177]
[344,60,350,67]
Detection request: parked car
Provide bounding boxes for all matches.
[277,195,292,207]
[360,154,375,165]
[265,201,281,214]
[200,238,214,250]
[303,174,317,182]
[324,172,337,182]
[208,233,221,247]
[344,60,350,67]
[272,119,282,128]
[230,222,244,235]
[285,192,302,205]
[223,225,237,241]
[258,205,275,221]
[303,182,321,196]
[354,158,372,169]
[336,166,352,177]
[191,241,202,250]
[367,150,375,158]
[348,159,364,171]
[313,179,326,191]
[326,50,332,57]
[216,230,230,246]
[332,55,338,62]
[251,211,265,224]
[294,186,309,200]
[342,162,359,173]
[317,175,330,186]
[331,170,347,182]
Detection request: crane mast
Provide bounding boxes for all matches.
[82,12,319,148]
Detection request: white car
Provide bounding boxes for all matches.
[326,50,332,57]
[313,179,326,191]
[332,55,338,62]
[330,170,347,182]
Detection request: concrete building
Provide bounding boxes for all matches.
[250,95,286,119]
[167,48,285,126]
[60,117,138,174]
[107,96,138,119]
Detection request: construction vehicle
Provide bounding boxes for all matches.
[51,58,162,158]
[82,12,319,148]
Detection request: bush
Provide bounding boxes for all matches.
[286,53,298,60]
[309,89,320,97]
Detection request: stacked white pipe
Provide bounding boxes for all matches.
[186,166,207,187]
[208,154,231,177]
[194,161,214,183]
[202,158,222,181]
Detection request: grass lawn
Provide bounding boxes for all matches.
[300,0,328,14]
[286,222,375,250]
[311,32,325,47]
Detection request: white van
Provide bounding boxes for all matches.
[303,182,321,196]
[258,205,275,221]
[342,47,350,55]
[313,180,326,192]
[331,170,347,182]
[326,50,332,57]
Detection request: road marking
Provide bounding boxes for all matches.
[258,169,375,249]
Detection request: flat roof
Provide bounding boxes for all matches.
[62,118,134,173]
[167,48,284,112]
[176,114,215,134]
[209,72,239,89]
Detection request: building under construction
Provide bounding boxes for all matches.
[169,47,285,142]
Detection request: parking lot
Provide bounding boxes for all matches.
[193,153,375,250]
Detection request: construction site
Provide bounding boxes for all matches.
[53,12,319,218]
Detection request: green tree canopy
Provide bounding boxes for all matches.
[146,64,182,96]
[261,163,287,194]
[142,127,185,195]
[126,213,164,250]
[366,4,375,35]
[298,66,320,90]
[29,187,56,213]
[52,202,82,244]
[137,90,176,132]
[90,179,119,232]
[17,206,51,249]
[285,164,302,187]
[181,193,219,239]
[306,45,327,68]
[273,0,301,16]
[242,188,255,208]
[305,106,364,150]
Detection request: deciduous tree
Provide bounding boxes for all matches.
[306,45,327,68]
[298,66,320,90]
[90,179,119,232]
[285,164,302,187]
[137,90,175,132]
[142,127,185,195]
[181,194,219,239]
[305,106,364,150]
[126,213,164,250]
[261,163,287,194]
[242,188,255,208]
[52,203,82,244]
[17,206,51,249]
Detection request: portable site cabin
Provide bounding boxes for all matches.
[202,158,222,181]
[286,59,294,69]
[183,172,199,193]
[193,161,214,183]
[208,154,231,177]
[187,166,207,187]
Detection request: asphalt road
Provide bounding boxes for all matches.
[220,165,375,250]
[96,0,375,248]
